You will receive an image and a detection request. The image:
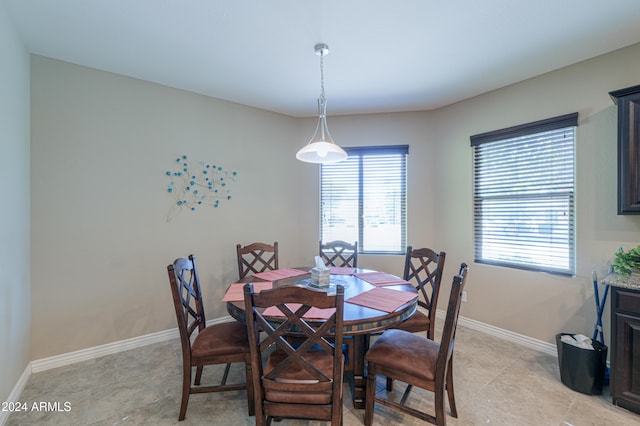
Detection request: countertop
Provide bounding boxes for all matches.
[601,273,640,291]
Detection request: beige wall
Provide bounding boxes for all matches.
[27,42,640,362]
[427,43,640,343]
[0,3,31,403]
[30,56,320,359]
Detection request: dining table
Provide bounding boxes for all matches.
[223,266,418,409]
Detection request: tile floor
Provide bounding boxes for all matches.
[6,325,640,425]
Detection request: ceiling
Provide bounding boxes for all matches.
[4,0,640,117]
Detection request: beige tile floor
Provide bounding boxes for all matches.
[6,325,640,425]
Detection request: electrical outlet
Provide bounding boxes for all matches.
[461,291,467,302]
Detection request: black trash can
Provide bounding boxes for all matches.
[556,333,607,395]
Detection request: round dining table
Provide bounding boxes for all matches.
[225,267,418,409]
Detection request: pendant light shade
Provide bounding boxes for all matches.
[296,44,347,164]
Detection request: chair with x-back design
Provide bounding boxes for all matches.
[319,240,358,371]
[392,246,446,339]
[167,254,254,420]
[365,264,469,426]
[384,246,446,392]
[319,240,358,268]
[236,241,279,279]
[243,283,345,425]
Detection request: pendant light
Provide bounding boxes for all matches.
[296,43,347,164]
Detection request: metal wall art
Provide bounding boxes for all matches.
[165,154,237,222]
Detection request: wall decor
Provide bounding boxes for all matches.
[165,154,237,222]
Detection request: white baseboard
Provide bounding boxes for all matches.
[438,310,558,357]
[31,327,178,373]
[30,316,233,373]
[28,314,558,374]
[0,365,31,426]
[3,313,556,426]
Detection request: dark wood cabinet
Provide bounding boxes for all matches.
[609,85,640,214]
[611,286,640,413]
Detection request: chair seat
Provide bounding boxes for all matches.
[263,349,341,405]
[391,310,429,333]
[366,329,440,382]
[192,321,250,360]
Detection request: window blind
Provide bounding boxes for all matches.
[471,114,577,275]
[321,145,407,254]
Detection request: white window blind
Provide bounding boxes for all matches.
[471,113,577,275]
[320,145,408,254]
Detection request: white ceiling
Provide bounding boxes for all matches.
[4,0,640,117]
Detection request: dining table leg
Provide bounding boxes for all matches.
[350,334,370,409]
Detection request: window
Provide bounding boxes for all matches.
[470,113,577,276]
[320,145,408,254]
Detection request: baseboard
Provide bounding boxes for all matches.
[27,313,557,375]
[0,364,31,426]
[4,313,556,426]
[30,327,178,373]
[30,316,233,373]
[439,310,558,357]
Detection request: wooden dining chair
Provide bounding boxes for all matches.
[167,254,254,421]
[319,240,358,267]
[383,246,445,390]
[243,283,345,426]
[236,241,279,279]
[319,239,358,371]
[392,246,446,338]
[365,263,469,426]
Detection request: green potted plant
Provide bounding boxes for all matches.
[612,245,640,275]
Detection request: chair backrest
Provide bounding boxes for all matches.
[236,241,279,279]
[167,254,206,354]
[403,246,446,315]
[437,263,469,372]
[319,240,358,267]
[243,283,344,420]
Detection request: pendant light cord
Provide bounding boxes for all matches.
[319,50,326,112]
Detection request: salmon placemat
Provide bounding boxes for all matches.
[345,287,417,313]
[354,271,411,286]
[222,281,273,302]
[253,268,308,281]
[329,266,356,275]
[262,303,336,320]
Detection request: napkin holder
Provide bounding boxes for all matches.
[310,267,330,288]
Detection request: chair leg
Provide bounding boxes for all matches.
[434,381,446,426]
[331,410,342,426]
[179,364,191,421]
[446,357,457,418]
[399,384,413,405]
[245,362,255,416]
[364,365,377,426]
[331,388,342,426]
[220,362,231,385]
[194,365,204,386]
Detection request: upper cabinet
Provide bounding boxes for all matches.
[610,85,640,214]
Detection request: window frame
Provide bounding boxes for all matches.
[470,113,578,276]
[320,145,408,255]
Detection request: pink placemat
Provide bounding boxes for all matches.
[262,303,336,320]
[354,271,411,286]
[253,268,308,281]
[345,287,417,313]
[222,281,273,302]
[329,266,356,275]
